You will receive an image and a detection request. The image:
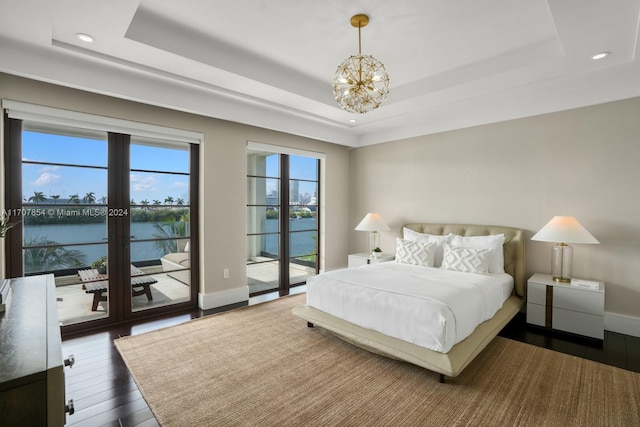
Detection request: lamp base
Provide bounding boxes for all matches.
[551,243,573,283]
[367,231,380,256]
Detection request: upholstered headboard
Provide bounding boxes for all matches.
[402,223,526,297]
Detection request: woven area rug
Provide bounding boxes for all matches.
[115,294,640,426]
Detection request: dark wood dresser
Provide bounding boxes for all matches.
[0,274,73,426]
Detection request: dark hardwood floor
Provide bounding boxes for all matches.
[499,312,640,373]
[62,293,640,426]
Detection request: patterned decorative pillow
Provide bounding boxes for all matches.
[402,228,453,267]
[441,244,492,274]
[449,234,505,273]
[395,238,436,267]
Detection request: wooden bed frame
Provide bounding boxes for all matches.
[292,223,526,382]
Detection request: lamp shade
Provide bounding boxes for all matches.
[531,216,599,244]
[355,213,390,232]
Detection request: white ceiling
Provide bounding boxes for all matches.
[1,0,640,147]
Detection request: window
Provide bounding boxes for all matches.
[3,100,201,330]
[247,143,322,296]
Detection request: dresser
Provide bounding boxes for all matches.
[0,274,73,426]
[526,273,605,339]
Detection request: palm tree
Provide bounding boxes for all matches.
[153,199,161,206]
[50,195,60,204]
[83,192,96,204]
[152,213,189,254]
[140,199,150,210]
[23,236,86,274]
[0,214,20,238]
[68,194,80,204]
[164,196,174,205]
[28,191,47,204]
[99,196,107,204]
[176,198,184,205]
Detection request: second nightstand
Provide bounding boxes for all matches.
[526,273,605,339]
[348,252,394,268]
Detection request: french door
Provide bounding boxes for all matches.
[247,146,320,296]
[4,115,198,331]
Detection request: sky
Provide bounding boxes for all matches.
[22,131,190,204]
[265,153,318,201]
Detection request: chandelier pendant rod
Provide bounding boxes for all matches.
[358,22,363,83]
[358,20,362,55]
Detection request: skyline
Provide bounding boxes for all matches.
[263,153,319,201]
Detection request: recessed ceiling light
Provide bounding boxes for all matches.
[75,33,95,43]
[592,52,610,60]
[349,119,357,123]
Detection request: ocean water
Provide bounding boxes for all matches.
[23,217,318,271]
[24,222,171,267]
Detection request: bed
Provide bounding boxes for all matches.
[292,223,525,382]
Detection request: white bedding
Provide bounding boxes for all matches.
[306,262,514,353]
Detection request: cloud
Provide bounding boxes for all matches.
[131,174,159,193]
[171,181,188,189]
[33,172,61,186]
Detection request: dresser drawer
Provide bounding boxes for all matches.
[553,308,604,339]
[527,282,547,305]
[526,303,545,327]
[554,286,604,316]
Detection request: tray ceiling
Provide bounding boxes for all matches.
[1,0,640,147]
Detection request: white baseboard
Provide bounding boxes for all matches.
[605,311,640,338]
[198,286,249,310]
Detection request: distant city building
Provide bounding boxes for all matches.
[291,181,299,204]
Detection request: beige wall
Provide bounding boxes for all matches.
[0,73,351,308]
[349,97,640,327]
[4,72,638,330]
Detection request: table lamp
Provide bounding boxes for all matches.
[531,216,599,282]
[355,213,390,256]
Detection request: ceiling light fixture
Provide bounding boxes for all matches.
[592,51,610,60]
[333,14,390,114]
[76,33,95,43]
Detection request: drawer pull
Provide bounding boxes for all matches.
[64,354,75,368]
[66,399,75,415]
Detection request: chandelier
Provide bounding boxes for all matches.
[333,14,390,114]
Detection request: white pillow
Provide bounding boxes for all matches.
[441,244,492,274]
[402,228,453,267]
[449,234,505,273]
[395,238,436,267]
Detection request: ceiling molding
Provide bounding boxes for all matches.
[1,1,639,147]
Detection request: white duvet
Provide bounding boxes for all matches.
[306,262,513,353]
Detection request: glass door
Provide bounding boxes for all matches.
[287,155,319,288]
[13,121,197,330]
[21,123,111,325]
[247,150,280,295]
[247,149,319,296]
[128,137,192,313]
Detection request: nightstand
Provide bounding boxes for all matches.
[348,252,394,268]
[526,273,605,339]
